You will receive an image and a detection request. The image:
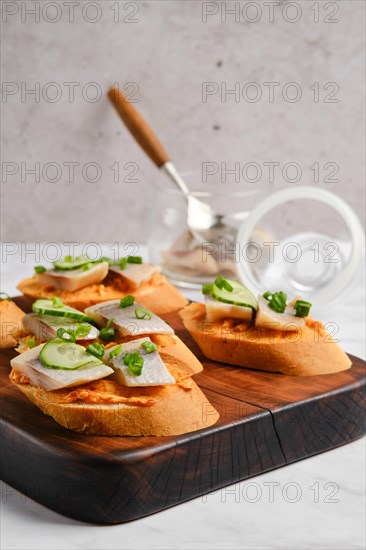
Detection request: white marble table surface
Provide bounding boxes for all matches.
[0,246,365,550]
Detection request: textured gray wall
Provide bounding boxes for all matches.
[1,0,365,244]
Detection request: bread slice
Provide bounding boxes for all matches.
[0,300,26,349]
[17,273,187,315]
[12,378,219,436]
[9,331,218,436]
[180,303,352,376]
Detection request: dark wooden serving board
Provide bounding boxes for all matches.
[1,297,365,524]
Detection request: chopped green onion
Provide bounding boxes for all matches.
[263,291,287,314]
[28,337,35,349]
[74,324,92,338]
[119,258,127,270]
[109,344,123,359]
[64,256,72,262]
[56,328,76,343]
[135,307,152,320]
[294,300,312,318]
[99,318,116,342]
[141,341,158,354]
[86,341,105,360]
[34,265,46,274]
[119,295,135,308]
[215,275,233,292]
[81,262,93,271]
[123,351,144,376]
[127,256,143,264]
[202,283,213,295]
[0,292,12,301]
[52,297,64,308]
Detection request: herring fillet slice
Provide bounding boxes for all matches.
[255,295,306,331]
[85,301,174,337]
[106,337,175,387]
[11,344,113,391]
[205,295,253,323]
[23,314,99,341]
[109,263,161,289]
[35,261,109,292]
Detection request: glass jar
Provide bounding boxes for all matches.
[147,172,271,287]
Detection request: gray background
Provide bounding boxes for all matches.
[1,0,365,244]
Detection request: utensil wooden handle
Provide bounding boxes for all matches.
[108,87,170,168]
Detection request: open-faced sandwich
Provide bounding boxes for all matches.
[17,255,188,315]
[0,294,26,349]
[180,276,352,376]
[9,295,219,436]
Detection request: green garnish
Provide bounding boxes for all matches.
[123,351,144,376]
[109,344,123,359]
[81,262,93,271]
[263,291,287,313]
[99,319,116,342]
[86,341,105,360]
[64,256,72,262]
[215,275,233,292]
[28,337,35,349]
[119,295,135,308]
[127,256,143,264]
[56,324,91,341]
[294,300,312,318]
[98,256,115,266]
[135,307,152,320]
[74,324,92,338]
[52,297,64,308]
[56,328,76,343]
[119,258,127,270]
[202,283,213,295]
[0,292,12,301]
[141,341,158,354]
[34,265,46,274]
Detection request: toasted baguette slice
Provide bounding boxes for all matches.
[180,303,352,376]
[12,377,219,436]
[17,273,187,315]
[0,300,26,349]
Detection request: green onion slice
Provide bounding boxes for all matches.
[127,256,143,264]
[123,351,144,376]
[263,291,287,313]
[141,341,158,354]
[52,297,64,308]
[99,318,116,342]
[28,337,36,349]
[81,262,93,271]
[74,324,92,338]
[119,258,127,270]
[34,265,46,274]
[294,300,312,318]
[86,342,105,360]
[56,328,76,343]
[202,283,213,295]
[119,295,135,308]
[0,292,12,301]
[215,275,233,292]
[135,307,152,320]
[109,344,123,359]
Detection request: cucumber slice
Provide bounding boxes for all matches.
[32,299,96,325]
[211,278,258,310]
[53,256,90,271]
[39,339,103,370]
